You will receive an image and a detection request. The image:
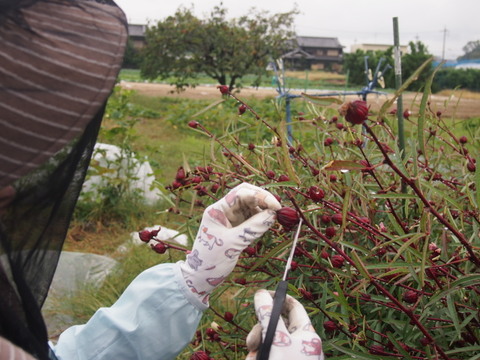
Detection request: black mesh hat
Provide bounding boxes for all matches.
[0,1,127,358]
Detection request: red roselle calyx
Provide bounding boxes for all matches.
[339,100,368,125]
[403,290,419,304]
[151,242,167,254]
[308,185,325,202]
[331,255,344,268]
[217,85,229,95]
[238,104,247,115]
[190,351,211,360]
[276,207,300,229]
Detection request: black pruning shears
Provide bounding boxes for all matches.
[257,218,303,360]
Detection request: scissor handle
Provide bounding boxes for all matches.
[256,280,288,360]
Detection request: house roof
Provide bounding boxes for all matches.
[128,24,146,37]
[296,36,343,49]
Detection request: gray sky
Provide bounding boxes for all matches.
[115,0,480,60]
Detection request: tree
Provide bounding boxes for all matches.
[343,41,432,91]
[458,40,480,60]
[140,5,297,91]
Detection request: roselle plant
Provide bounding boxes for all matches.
[150,70,479,359]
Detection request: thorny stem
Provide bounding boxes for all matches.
[364,123,480,267]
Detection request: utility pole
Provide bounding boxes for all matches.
[442,26,448,61]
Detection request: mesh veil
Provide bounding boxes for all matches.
[0,0,127,358]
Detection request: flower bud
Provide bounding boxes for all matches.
[459,136,468,144]
[238,104,247,115]
[325,227,336,239]
[323,320,337,333]
[138,230,152,242]
[151,242,167,254]
[188,120,199,128]
[278,174,290,182]
[331,213,343,225]
[224,311,234,322]
[339,100,369,125]
[331,255,344,268]
[308,185,325,202]
[276,207,300,229]
[217,85,229,94]
[403,290,419,304]
[190,351,210,360]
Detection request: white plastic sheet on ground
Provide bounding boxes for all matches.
[82,143,162,205]
[43,251,118,338]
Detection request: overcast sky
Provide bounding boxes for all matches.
[115,0,480,60]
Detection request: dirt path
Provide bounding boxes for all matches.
[121,81,480,119]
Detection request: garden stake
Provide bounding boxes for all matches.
[257,218,303,360]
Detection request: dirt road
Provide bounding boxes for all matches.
[122,81,480,119]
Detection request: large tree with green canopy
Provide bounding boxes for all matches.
[140,4,298,91]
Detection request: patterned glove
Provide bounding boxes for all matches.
[246,290,324,360]
[180,183,281,305]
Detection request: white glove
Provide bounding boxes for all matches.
[246,290,324,360]
[180,183,281,305]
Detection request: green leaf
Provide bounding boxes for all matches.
[446,294,462,338]
[417,62,443,160]
[191,99,226,118]
[323,160,368,171]
[301,93,343,106]
[329,343,387,359]
[426,274,480,307]
[371,193,418,199]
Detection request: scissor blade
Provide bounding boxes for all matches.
[282,218,303,281]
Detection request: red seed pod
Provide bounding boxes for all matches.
[403,290,419,304]
[330,174,337,182]
[420,337,432,346]
[210,183,220,193]
[224,311,234,322]
[278,174,290,182]
[320,250,330,259]
[331,213,343,225]
[339,100,369,125]
[188,120,199,128]
[206,328,217,338]
[175,167,186,181]
[467,161,476,173]
[151,242,167,254]
[190,350,210,360]
[323,320,337,333]
[330,115,338,123]
[243,246,256,257]
[308,185,325,202]
[238,104,247,115]
[459,136,468,144]
[336,122,345,130]
[266,170,276,179]
[403,109,411,120]
[276,207,300,229]
[138,230,152,242]
[217,85,229,94]
[325,227,336,239]
[150,228,160,237]
[331,255,344,268]
[324,137,334,146]
[248,143,255,151]
[320,214,331,224]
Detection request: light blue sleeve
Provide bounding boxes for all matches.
[53,262,207,360]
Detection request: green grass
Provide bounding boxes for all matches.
[119,68,353,91]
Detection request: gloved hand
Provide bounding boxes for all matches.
[246,289,324,360]
[180,183,281,305]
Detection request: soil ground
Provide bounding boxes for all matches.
[122,81,480,119]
